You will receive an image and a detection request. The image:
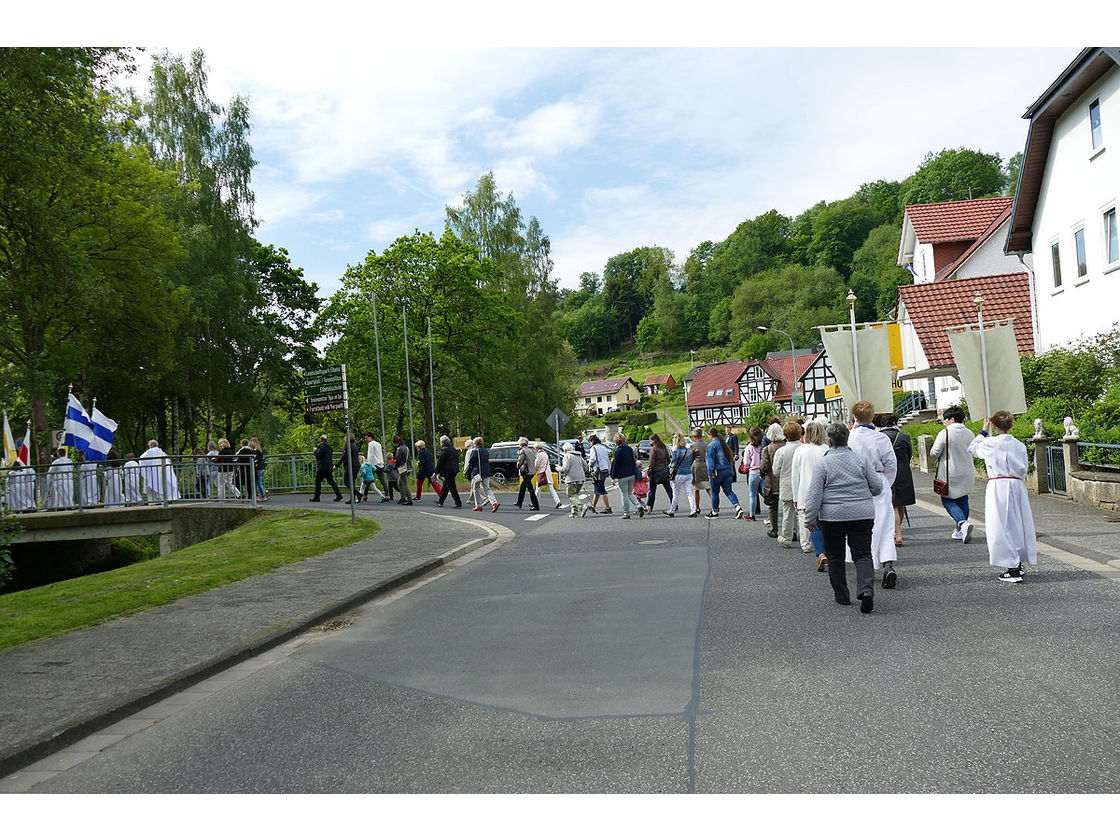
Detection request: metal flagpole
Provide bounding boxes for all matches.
[372,291,387,455]
[847,289,862,402]
[428,316,435,445]
[343,364,355,524]
[403,307,417,476]
[975,292,991,418]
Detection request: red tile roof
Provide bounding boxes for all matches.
[905,197,1013,244]
[933,203,1014,281]
[644,373,674,386]
[576,377,637,397]
[762,351,825,400]
[687,362,748,408]
[898,273,1034,368]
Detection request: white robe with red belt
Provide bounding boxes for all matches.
[848,425,898,569]
[968,432,1038,568]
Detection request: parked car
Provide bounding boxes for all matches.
[636,439,653,459]
[486,440,562,484]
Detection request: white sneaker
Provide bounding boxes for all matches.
[951,529,963,540]
[961,522,974,544]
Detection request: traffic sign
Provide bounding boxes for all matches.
[546,407,569,432]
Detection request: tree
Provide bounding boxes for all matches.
[0,48,186,462]
[1004,151,1023,197]
[806,197,881,278]
[900,147,1007,206]
[602,246,675,342]
[856,180,904,226]
[847,223,912,320]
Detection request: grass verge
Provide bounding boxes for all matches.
[0,509,379,651]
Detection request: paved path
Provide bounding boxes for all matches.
[0,503,504,777]
[3,476,1120,792]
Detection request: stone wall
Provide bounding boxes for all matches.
[1068,470,1120,511]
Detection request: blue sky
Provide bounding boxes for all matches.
[11,4,1109,301]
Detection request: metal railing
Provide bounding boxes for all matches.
[893,391,926,417]
[2,453,258,513]
[1076,441,1120,471]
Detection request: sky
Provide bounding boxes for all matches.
[9,4,1116,304]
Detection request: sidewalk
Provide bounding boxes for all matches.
[0,505,504,776]
[913,482,1120,578]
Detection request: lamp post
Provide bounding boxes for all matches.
[690,349,695,365]
[758,326,799,410]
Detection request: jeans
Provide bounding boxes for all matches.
[747,472,762,516]
[669,474,695,513]
[941,494,970,526]
[646,473,673,510]
[710,467,739,512]
[821,518,874,601]
[256,468,266,498]
[471,475,497,506]
[616,475,644,515]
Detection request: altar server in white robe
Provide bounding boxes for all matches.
[102,448,126,508]
[967,410,1038,582]
[140,440,181,503]
[46,448,76,509]
[79,460,100,506]
[6,462,38,511]
[122,453,144,504]
[847,401,899,588]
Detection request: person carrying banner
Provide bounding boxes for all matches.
[847,401,898,588]
[967,411,1038,582]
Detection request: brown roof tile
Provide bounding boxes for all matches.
[643,373,674,386]
[687,362,748,408]
[905,197,1013,244]
[898,273,1034,368]
[575,377,636,397]
[762,351,824,400]
[933,203,1014,281]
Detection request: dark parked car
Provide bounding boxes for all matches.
[636,439,653,459]
[487,441,562,484]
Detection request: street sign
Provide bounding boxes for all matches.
[546,407,569,432]
[303,365,348,415]
[792,391,805,409]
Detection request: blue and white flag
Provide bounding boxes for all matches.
[63,392,94,454]
[905,264,920,279]
[88,405,118,461]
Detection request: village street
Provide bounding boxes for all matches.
[11,489,1120,794]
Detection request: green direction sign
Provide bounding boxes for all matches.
[303,365,347,412]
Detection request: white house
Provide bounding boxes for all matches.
[1006,47,1120,352]
[895,197,1036,409]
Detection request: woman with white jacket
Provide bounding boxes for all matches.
[929,405,977,543]
[791,420,829,571]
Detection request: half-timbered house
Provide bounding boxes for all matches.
[685,362,748,430]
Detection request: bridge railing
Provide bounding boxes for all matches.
[2,453,259,514]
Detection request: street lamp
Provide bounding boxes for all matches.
[690,349,695,365]
[758,326,799,410]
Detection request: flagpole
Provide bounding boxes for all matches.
[847,289,862,402]
[427,316,435,445]
[403,306,417,471]
[372,290,387,456]
[975,292,991,418]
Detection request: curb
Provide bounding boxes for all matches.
[0,518,505,779]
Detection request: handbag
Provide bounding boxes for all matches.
[738,462,748,474]
[933,429,949,496]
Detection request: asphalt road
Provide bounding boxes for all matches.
[20,487,1120,793]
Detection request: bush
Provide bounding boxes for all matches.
[745,401,780,430]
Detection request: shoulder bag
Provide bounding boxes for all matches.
[933,429,949,496]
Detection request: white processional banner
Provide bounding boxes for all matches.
[946,320,1027,420]
[818,324,894,412]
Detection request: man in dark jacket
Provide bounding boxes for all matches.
[435,435,462,508]
[310,435,343,502]
[336,433,361,503]
[393,435,413,504]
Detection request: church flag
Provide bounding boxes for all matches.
[88,404,118,461]
[2,413,16,466]
[63,392,94,453]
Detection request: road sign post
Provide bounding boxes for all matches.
[546,407,570,452]
[302,365,355,524]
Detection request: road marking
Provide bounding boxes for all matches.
[525,514,548,521]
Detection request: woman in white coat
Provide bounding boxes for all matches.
[929,405,977,543]
[534,442,563,509]
[791,420,829,571]
[967,410,1037,582]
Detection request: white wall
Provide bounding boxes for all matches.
[1033,65,1120,350]
[955,219,1031,279]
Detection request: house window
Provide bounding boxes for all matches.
[1090,98,1103,149]
[1051,241,1063,288]
[585,397,591,404]
[597,396,602,403]
[706,390,715,397]
[814,389,825,404]
[1106,207,1119,266]
[1074,228,1088,278]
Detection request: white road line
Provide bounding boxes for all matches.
[525,514,549,521]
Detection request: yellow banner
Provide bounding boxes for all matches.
[824,383,842,400]
[871,322,904,371]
